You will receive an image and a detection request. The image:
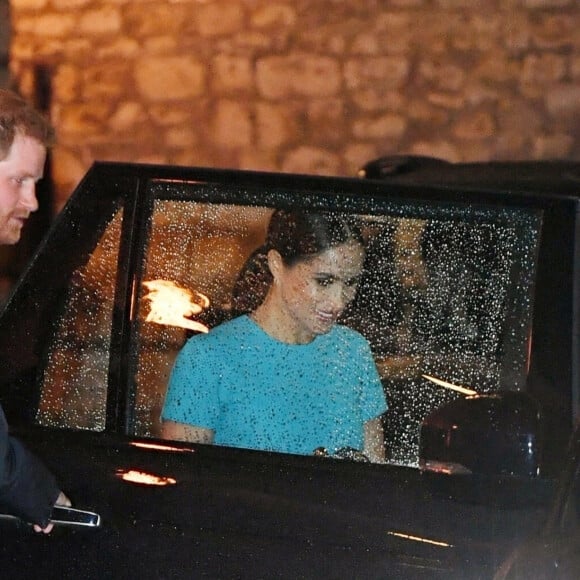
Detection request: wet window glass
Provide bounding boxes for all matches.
[133,201,271,436]
[132,198,540,466]
[35,209,123,431]
[344,214,539,464]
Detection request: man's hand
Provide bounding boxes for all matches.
[33,491,71,534]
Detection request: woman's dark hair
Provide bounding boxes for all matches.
[266,210,363,266]
[231,210,363,313]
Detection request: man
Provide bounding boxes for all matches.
[0,89,70,533]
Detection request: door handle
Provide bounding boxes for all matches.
[0,506,101,528]
[50,506,101,527]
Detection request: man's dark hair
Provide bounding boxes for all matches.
[0,89,55,160]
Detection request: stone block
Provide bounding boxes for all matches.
[533,134,574,158]
[251,5,297,28]
[198,2,244,37]
[255,102,299,149]
[30,13,76,37]
[453,110,496,140]
[135,56,205,101]
[211,99,253,148]
[78,7,121,35]
[545,84,580,119]
[11,0,49,10]
[344,57,409,91]
[211,55,253,93]
[53,64,79,103]
[107,102,147,131]
[281,146,341,176]
[307,99,345,145]
[521,54,567,84]
[257,55,340,99]
[352,114,407,140]
[124,4,189,38]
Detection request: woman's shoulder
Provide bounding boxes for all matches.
[332,323,371,346]
[183,315,251,348]
[212,314,252,332]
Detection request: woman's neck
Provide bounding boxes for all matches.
[250,295,314,345]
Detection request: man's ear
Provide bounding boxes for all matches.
[267,249,284,283]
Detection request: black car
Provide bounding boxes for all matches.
[0,160,578,579]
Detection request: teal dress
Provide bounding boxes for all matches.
[162,315,387,455]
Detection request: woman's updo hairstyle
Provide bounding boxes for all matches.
[231,210,363,313]
[265,210,364,266]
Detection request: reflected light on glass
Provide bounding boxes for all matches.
[419,459,473,475]
[130,441,195,453]
[143,279,209,332]
[422,374,478,396]
[387,530,453,548]
[116,469,177,486]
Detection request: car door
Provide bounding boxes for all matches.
[0,162,575,579]
[494,425,580,579]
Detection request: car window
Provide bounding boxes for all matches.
[30,183,542,467]
[131,197,540,466]
[133,200,271,437]
[36,209,123,431]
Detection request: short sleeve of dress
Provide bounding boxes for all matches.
[161,336,220,429]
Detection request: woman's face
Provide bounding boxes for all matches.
[270,240,365,343]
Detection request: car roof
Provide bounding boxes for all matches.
[358,156,580,198]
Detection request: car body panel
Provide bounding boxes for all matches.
[495,423,580,579]
[2,427,552,579]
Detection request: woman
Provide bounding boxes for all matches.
[161,210,388,462]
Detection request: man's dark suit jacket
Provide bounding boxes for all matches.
[0,406,59,527]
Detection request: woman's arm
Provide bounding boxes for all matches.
[363,417,385,464]
[161,420,215,444]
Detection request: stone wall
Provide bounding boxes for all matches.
[8,0,580,209]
